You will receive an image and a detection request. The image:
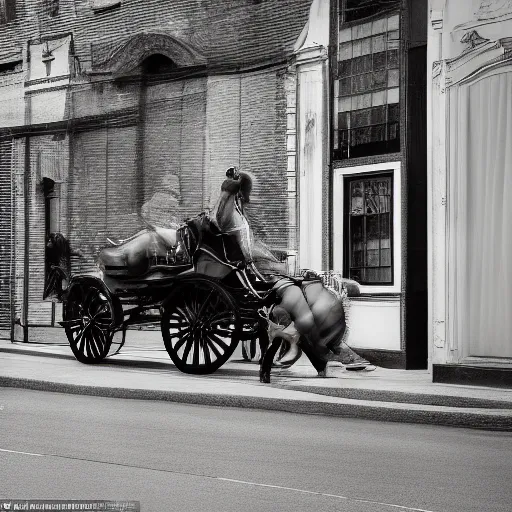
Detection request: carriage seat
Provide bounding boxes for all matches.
[98,227,191,277]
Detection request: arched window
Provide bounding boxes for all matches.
[140,54,177,75]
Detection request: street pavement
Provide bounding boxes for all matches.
[1,329,512,430]
[1,388,511,512]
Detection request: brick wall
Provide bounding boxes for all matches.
[0,1,312,73]
[2,0,309,335]
[64,68,292,271]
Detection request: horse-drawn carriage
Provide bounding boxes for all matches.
[46,215,280,376]
[45,168,361,382]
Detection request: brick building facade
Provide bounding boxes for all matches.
[0,0,311,341]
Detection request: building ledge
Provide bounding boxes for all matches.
[433,364,512,389]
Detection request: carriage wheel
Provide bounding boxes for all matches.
[161,278,242,374]
[62,279,118,364]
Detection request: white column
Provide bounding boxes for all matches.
[427,4,449,368]
[294,0,330,271]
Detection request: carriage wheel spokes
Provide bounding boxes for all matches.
[63,280,116,364]
[161,279,241,374]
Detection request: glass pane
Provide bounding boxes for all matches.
[340,78,352,96]
[352,55,372,74]
[353,40,362,57]
[350,268,362,282]
[370,105,386,125]
[366,215,380,241]
[364,181,380,214]
[388,103,399,121]
[388,15,399,31]
[372,70,387,89]
[388,69,399,87]
[388,122,399,140]
[365,267,392,283]
[339,42,353,61]
[371,124,386,142]
[339,28,352,43]
[378,181,391,212]
[372,17,387,35]
[352,126,371,146]
[381,249,391,266]
[351,108,371,128]
[339,59,352,77]
[350,218,364,267]
[387,39,400,51]
[338,111,349,129]
[352,93,371,110]
[387,30,399,42]
[387,49,399,68]
[372,34,386,53]
[372,90,386,106]
[361,37,372,55]
[388,87,399,103]
[350,180,364,215]
[339,97,352,112]
[352,73,372,94]
[373,51,387,71]
[353,21,372,39]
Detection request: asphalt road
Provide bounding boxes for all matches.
[0,388,510,512]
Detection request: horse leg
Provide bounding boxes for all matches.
[257,317,269,364]
[259,337,282,383]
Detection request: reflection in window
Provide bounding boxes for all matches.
[334,3,401,160]
[345,174,393,284]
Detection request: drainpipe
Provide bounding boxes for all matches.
[23,135,30,342]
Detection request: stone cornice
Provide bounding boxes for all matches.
[293,45,328,65]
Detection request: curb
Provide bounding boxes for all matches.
[0,346,76,361]
[0,347,263,376]
[278,384,512,410]
[2,346,512,414]
[2,376,512,431]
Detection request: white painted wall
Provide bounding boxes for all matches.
[427,0,512,366]
[346,299,401,351]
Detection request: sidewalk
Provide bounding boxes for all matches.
[1,330,511,431]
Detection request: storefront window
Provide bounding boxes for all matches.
[334,1,401,160]
[344,173,393,284]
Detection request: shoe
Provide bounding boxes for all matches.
[327,344,372,370]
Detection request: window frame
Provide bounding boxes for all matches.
[333,4,402,161]
[333,161,402,294]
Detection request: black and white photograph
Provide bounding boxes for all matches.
[0,0,511,510]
